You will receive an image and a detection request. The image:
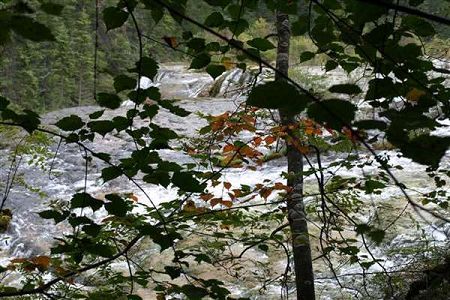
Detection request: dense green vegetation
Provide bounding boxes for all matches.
[2,0,446,112]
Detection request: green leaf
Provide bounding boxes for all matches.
[368,229,385,245]
[129,57,159,80]
[329,84,362,95]
[364,180,386,194]
[104,194,129,217]
[148,5,163,22]
[39,210,68,223]
[158,100,191,117]
[89,110,104,119]
[158,161,182,172]
[247,38,275,51]
[409,0,424,6]
[179,284,209,299]
[399,135,450,168]
[0,96,10,110]
[165,266,182,279]
[55,115,84,131]
[300,51,315,62]
[17,110,41,133]
[325,60,338,72]
[103,7,129,31]
[187,38,206,51]
[10,15,55,42]
[307,99,356,130]
[172,172,205,193]
[92,152,111,161]
[114,75,136,93]
[143,171,170,188]
[83,224,101,237]
[40,2,64,16]
[353,120,387,130]
[355,224,371,235]
[291,16,309,36]
[71,193,104,211]
[85,243,115,258]
[88,120,115,136]
[112,116,131,131]
[68,216,93,227]
[247,81,308,112]
[258,244,269,252]
[140,104,159,119]
[101,166,122,182]
[150,124,178,140]
[189,53,211,69]
[401,16,435,37]
[204,12,224,27]
[97,93,122,109]
[206,64,226,79]
[227,19,249,36]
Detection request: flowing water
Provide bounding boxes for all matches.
[0,64,449,299]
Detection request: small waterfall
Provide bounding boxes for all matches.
[138,65,214,99]
[126,65,275,104]
[209,67,274,98]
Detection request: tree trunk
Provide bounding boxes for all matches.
[275,11,315,300]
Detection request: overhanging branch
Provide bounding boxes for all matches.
[357,0,450,26]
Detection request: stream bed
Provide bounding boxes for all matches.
[0,65,449,299]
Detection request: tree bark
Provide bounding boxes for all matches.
[275,11,315,300]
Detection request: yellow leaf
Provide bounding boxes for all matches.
[221,57,235,70]
[406,88,426,102]
[31,256,51,268]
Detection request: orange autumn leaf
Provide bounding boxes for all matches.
[55,266,69,276]
[296,145,310,154]
[253,136,262,146]
[305,126,316,135]
[342,127,359,143]
[241,115,255,125]
[260,188,273,200]
[128,194,139,202]
[163,36,178,48]
[224,182,232,190]
[31,256,51,268]
[223,144,235,153]
[221,200,233,208]
[232,189,242,197]
[200,193,214,202]
[264,136,276,145]
[239,146,260,158]
[210,198,222,207]
[274,182,288,190]
[406,87,426,102]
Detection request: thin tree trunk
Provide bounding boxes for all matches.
[275,11,315,300]
[78,72,83,106]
